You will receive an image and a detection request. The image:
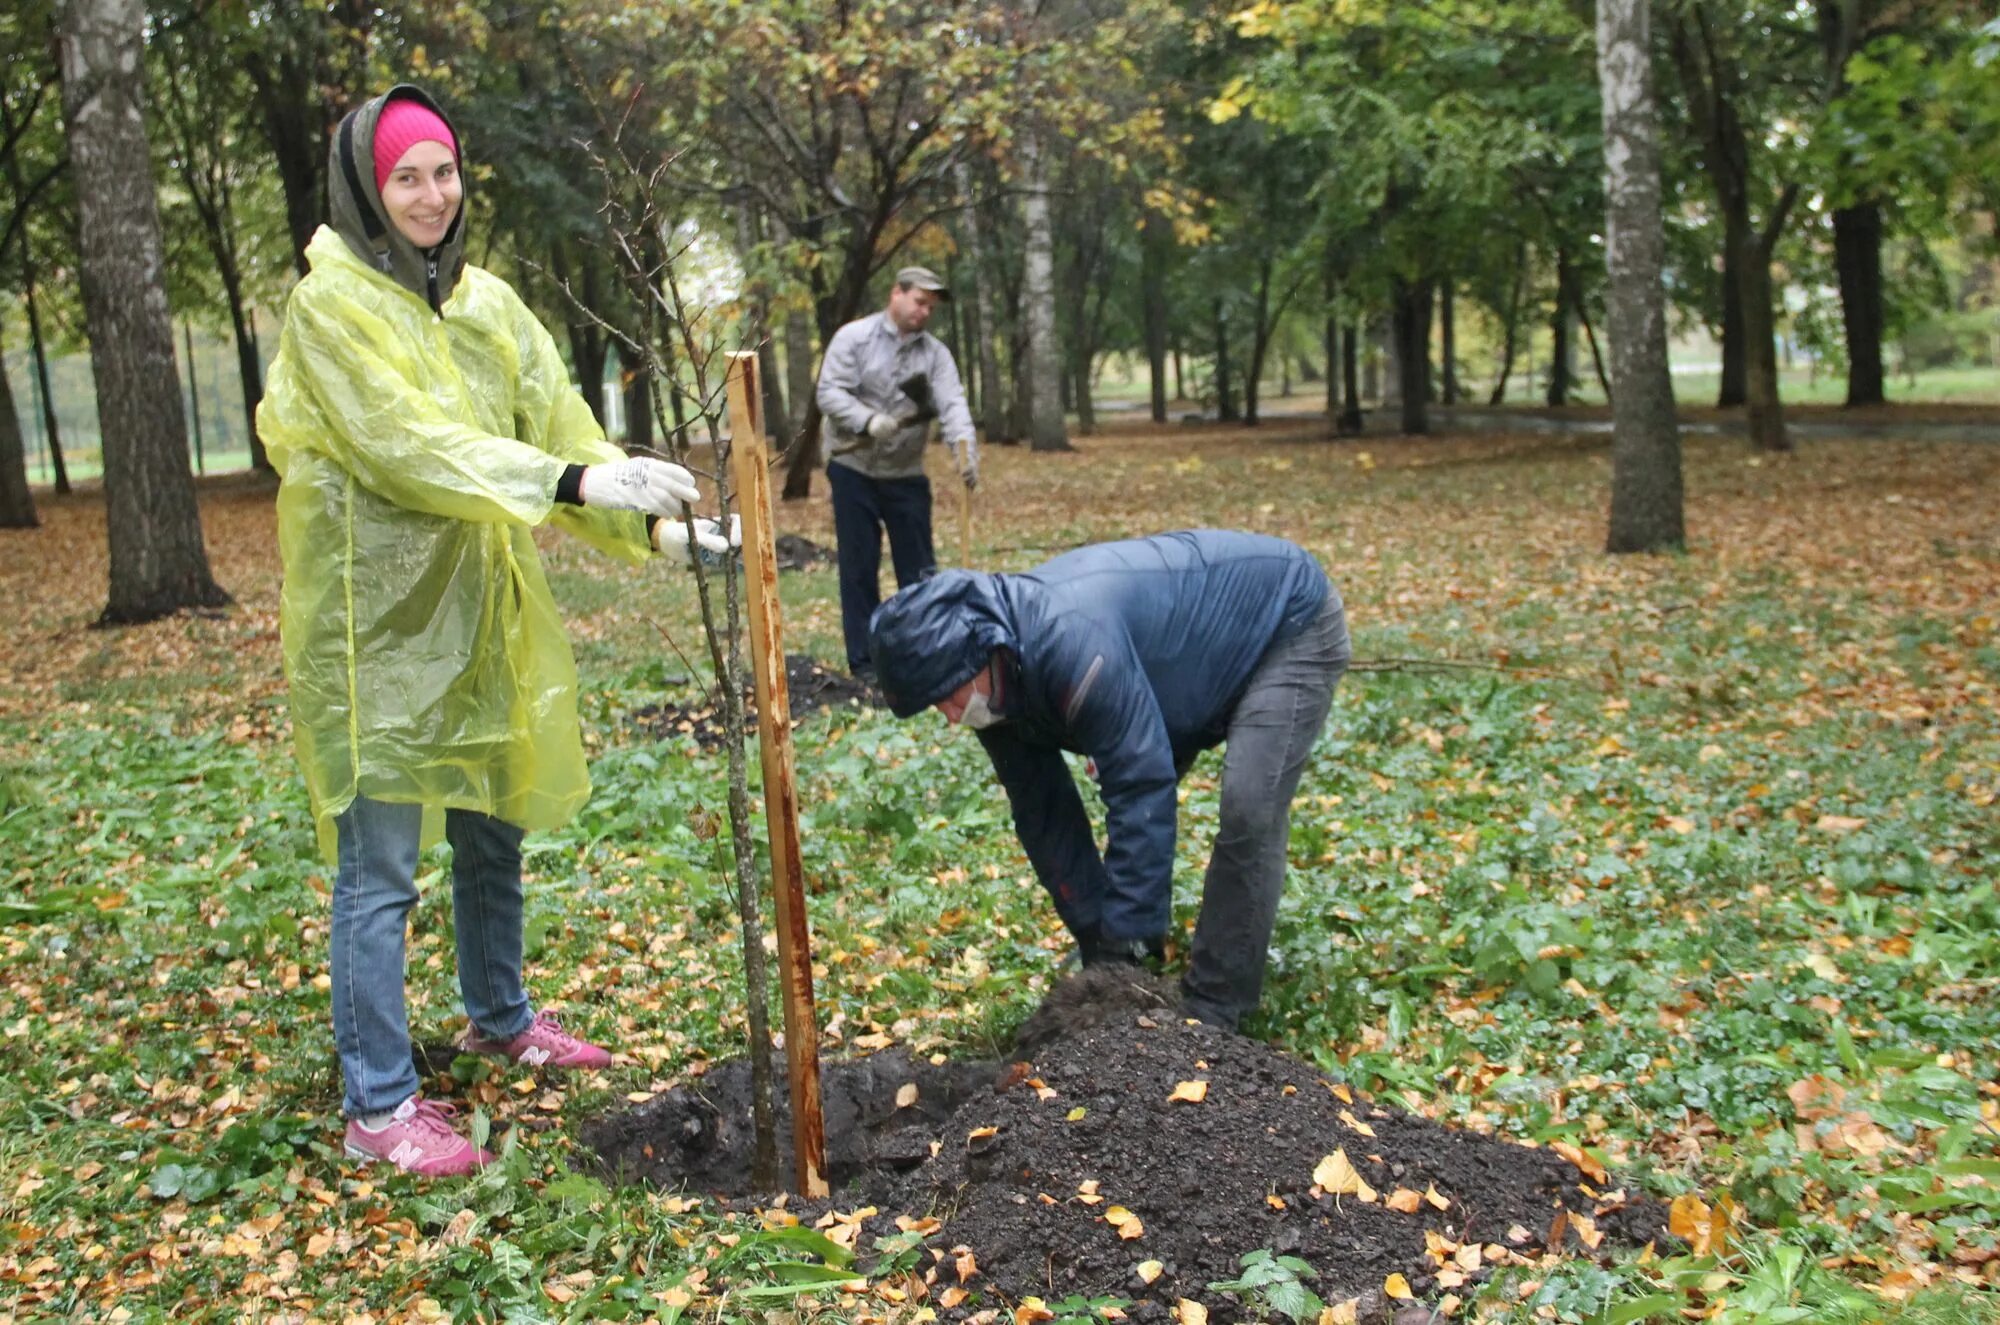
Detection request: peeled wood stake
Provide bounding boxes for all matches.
[723,350,828,1198]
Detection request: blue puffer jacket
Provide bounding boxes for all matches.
[868,530,1331,942]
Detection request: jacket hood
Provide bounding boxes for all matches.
[868,571,1020,717]
[328,85,467,308]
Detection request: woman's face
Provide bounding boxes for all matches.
[379,139,460,249]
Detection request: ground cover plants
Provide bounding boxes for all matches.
[1,415,1996,1322]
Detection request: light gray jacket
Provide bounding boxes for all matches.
[816,312,977,480]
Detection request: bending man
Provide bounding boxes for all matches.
[868,530,1349,1031]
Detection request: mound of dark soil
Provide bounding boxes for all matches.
[631,653,877,749]
[581,973,1666,1322]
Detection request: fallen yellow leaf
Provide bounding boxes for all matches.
[1137,1259,1164,1284]
[1551,1140,1608,1184]
[895,1082,918,1109]
[1338,1108,1376,1138]
[1177,1301,1209,1325]
[1312,1148,1379,1202]
[1386,1188,1422,1214]
[1424,1183,1451,1210]
[1321,1302,1360,1325]
[1383,1272,1413,1300]
[1169,1080,1210,1104]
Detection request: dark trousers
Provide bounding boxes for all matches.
[829,463,935,673]
[1180,593,1351,1031]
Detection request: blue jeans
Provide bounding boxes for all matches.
[828,462,936,673]
[330,796,536,1116]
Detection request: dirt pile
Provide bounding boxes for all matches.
[630,653,877,749]
[581,973,1665,1322]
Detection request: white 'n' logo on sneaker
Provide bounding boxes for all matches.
[388,1141,425,1168]
[519,1045,552,1067]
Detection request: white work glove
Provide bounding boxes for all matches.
[865,412,899,440]
[951,442,978,490]
[654,514,741,566]
[579,457,701,516]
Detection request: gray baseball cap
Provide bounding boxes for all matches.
[894,265,952,300]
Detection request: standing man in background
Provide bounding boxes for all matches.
[817,265,979,682]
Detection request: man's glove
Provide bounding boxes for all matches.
[654,514,741,566]
[579,457,701,516]
[865,413,899,440]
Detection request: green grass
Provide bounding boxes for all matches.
[2,427,1997,1322]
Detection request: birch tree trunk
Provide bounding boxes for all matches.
[1599,0,1685,553]
[58,0,230,622]
[1019,133,1070,452]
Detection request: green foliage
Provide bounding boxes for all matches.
[1208,1248,1326,1323]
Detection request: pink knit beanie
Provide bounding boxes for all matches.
[372,99,458,192]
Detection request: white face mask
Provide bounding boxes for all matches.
[959,688,1005,730]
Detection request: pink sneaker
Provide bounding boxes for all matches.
[461,1011,612,1070]
[343,1097,492,1176]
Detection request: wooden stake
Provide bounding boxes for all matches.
[723,350,828,1198]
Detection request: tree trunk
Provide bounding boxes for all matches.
[1489,247,1525,405]
[59,0,230,622]
[1547,249,1577,406]
[1245,258,1272,425]
[1019,134,1070,451]
[23,249,71,494]
[1833,201,1885,407]
[1141,209,1170,424]
[1579,298,1613,401]
[1739,232,1789,451]
[620,342,654,453]
[1378,315,1397,406]
[1338,318,1364,433]
[1362,316,1381,401]
[784,306,816,444]
[1171,332,1185,402]
[1324,313,1339,418]
[0,342,38,527]
[1391,275,1432,434]
[217,261,269,472]
[1599,0,1685,553]
[1440,279,1460,404]
[1716,212,1747,406]
[1211,298,1236,422]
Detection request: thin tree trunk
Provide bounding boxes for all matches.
[1599,0,1684,551]
[1740,233,1789,451]
[1362,316,1381,401]
[1246,258,1271,425]
[1212,297,1236,422]
[184,320,205,474]
[1141,209,1170,424]
[1579,299,1613,401]
[1338,317,1364,433]
[784,305,816,444]
[1440,279,1460,404]
[59,0,229,622]
[620,342,654,452]
[1171,332,1185,402]
[1833,201,1885,406]
[1391,275,1432,434]
[1324,313,1339,418]
[217,263,268,471]
[1378,314,1399,406]
[1717,210,1747,406]
[1019,133,1070,451]
[0,338,38,526]
[1547,249,1577,406]
[23,251,71,494]
[1489,247,1526,405]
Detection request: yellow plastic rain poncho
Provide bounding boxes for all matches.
[261,87,651,861]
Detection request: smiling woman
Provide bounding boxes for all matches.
[378,140,460,250]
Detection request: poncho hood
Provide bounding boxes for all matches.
[328,84,467,309]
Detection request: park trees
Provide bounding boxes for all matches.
[57,0,228,621]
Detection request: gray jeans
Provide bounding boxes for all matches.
[1180,593,1349,1030]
